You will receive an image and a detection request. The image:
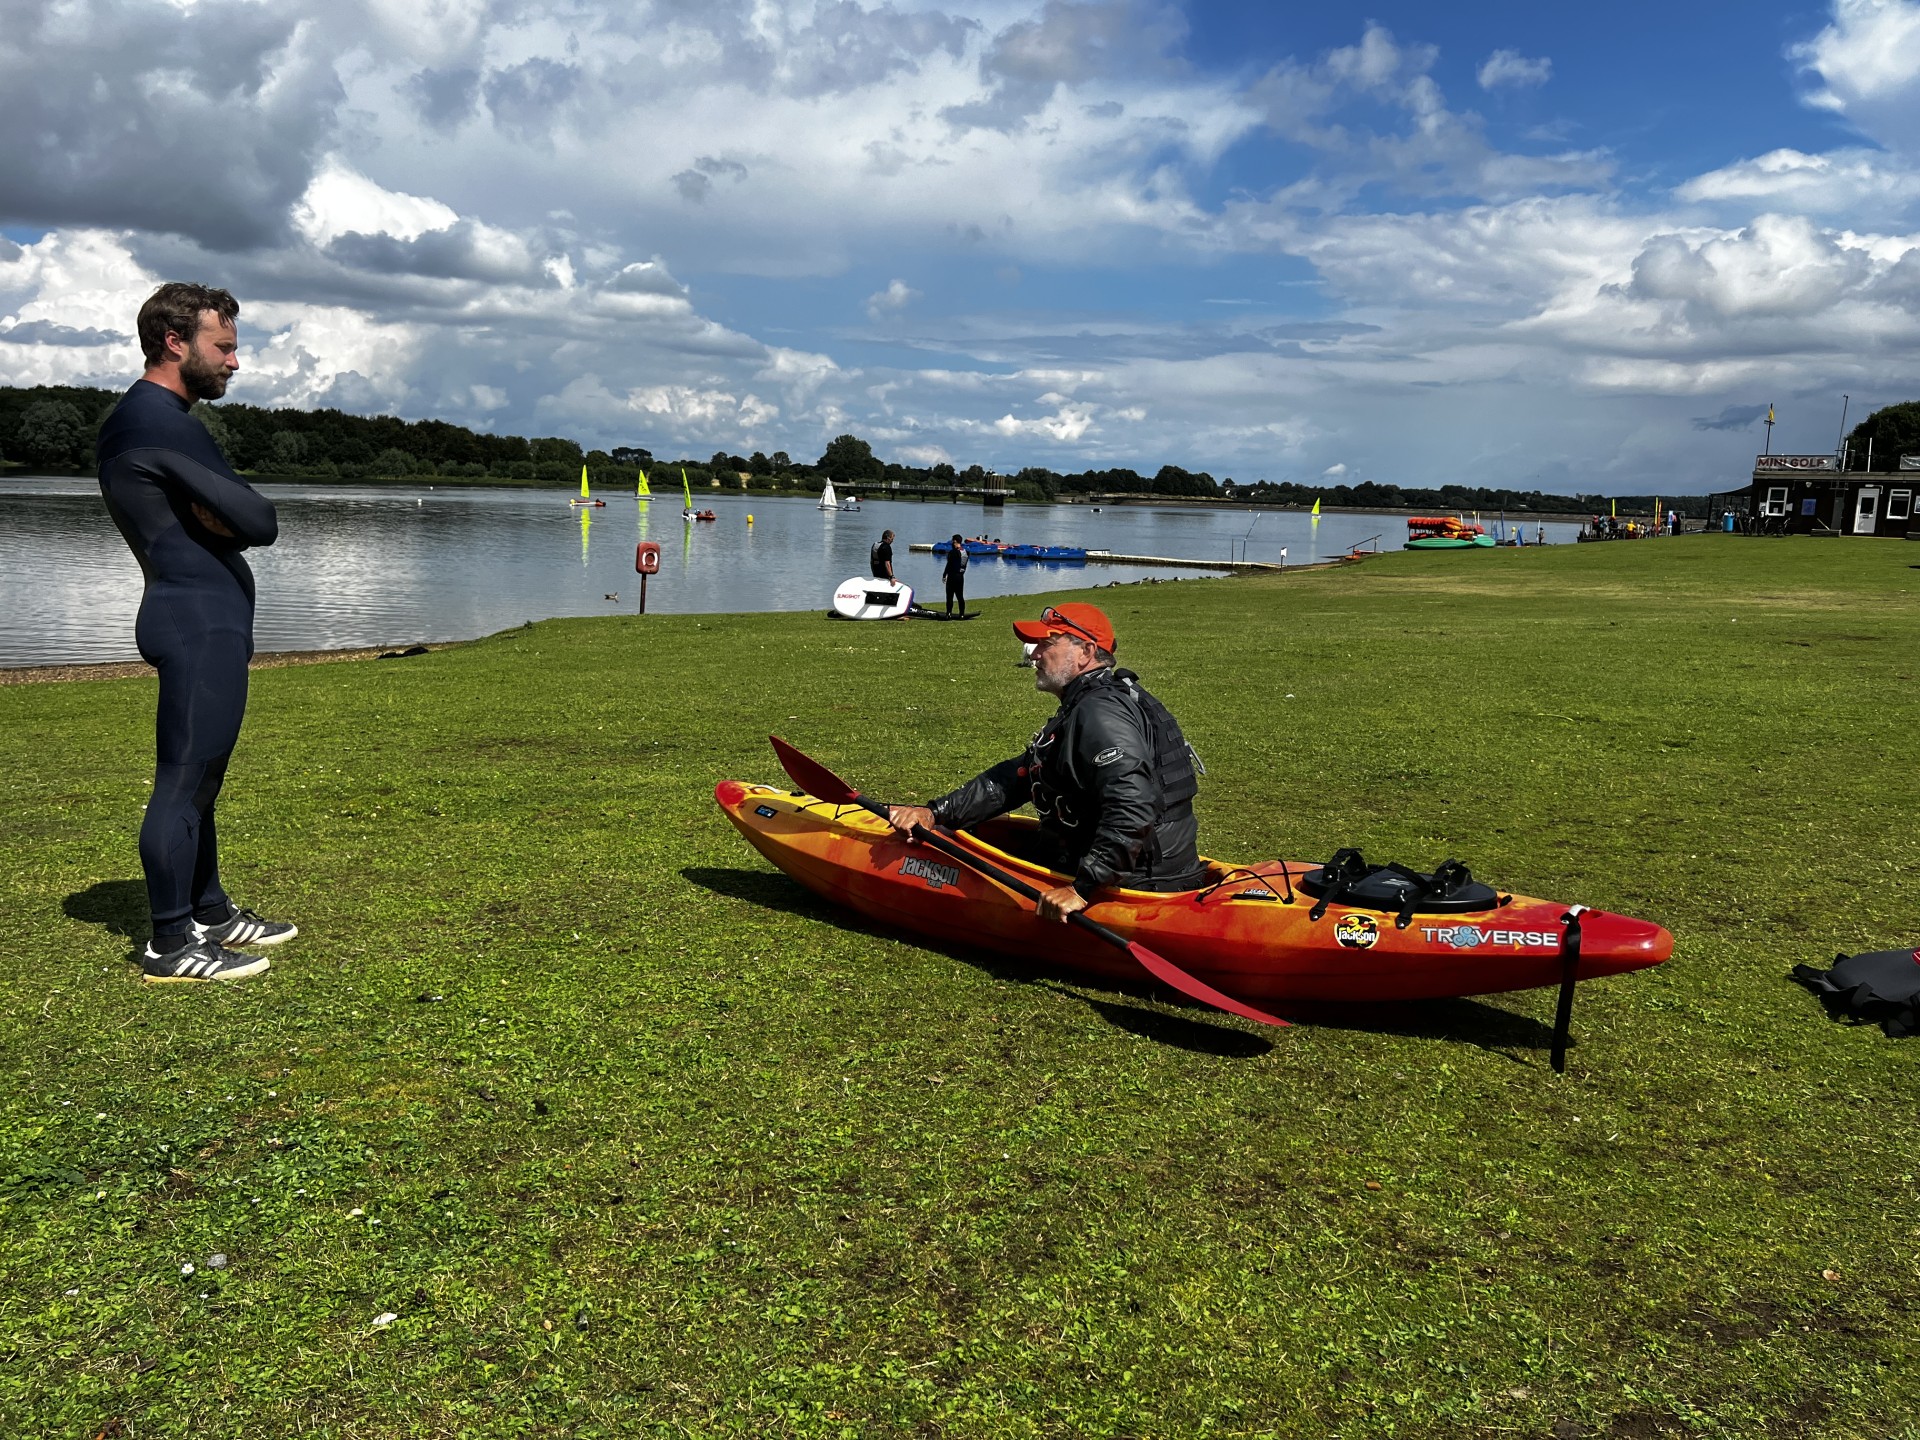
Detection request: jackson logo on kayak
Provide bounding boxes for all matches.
[900,856,963,891]
[1334,914,1379,949]
[1422,925,1559,948]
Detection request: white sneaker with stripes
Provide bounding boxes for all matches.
[193,907,298,948]
[141,937,271,983]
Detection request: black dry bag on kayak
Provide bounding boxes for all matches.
[1792,948,1920,1038]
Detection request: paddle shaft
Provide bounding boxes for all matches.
[843,795,1131,951]
[767,734,1286,1028]
[852,798,1287,1027]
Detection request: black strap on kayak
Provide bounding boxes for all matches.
[1551,905,1587,1074]
[1308,847,1371,922]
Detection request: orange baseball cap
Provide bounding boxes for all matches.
[1011,603,1116,652]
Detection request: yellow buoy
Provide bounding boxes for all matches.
[747,514,754,524]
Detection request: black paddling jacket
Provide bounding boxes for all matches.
[929,667,1206,898]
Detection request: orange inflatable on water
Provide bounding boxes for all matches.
[714,779,1672,1007]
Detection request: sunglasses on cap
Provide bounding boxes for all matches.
[1039,606,1102,645]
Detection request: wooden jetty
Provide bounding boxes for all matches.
[907,544,1286,573]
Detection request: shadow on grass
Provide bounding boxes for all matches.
[684,866,1556,1061]
[684,864,1270,1054]
[1281,999,1557,1065]
[63,879,148,947]
[683,864,845,922]
[1054,989,1276,1057]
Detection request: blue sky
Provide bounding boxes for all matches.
[4,0,1920,492]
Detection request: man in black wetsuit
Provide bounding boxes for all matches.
[886,602,1207,923]
[942,533,967,617]
[869,529,896,582]
[97,282,296,982]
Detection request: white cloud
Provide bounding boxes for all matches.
[866,278,920,319]
[1249,25,1605,207]
[895,443,954,465]
[291,159,458,247]
[1791,0,1920,147]
[992,402,1098,441]
[1677,147,1920,213]
[1477,50,1551,90]
[1322,461,1347,476]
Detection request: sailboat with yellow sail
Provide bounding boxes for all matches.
[681,467,716,522]
[570,463,605,507]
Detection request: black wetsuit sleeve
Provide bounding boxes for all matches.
[1067,697,1159,898]
[928,755,1030,830]
[128,446,279,548]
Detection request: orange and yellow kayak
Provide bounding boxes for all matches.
[715,780,1673,1005]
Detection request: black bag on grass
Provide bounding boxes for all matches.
[1792,948,1920,1038]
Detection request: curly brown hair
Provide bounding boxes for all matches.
[136,282,239,366]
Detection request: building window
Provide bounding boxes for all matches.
[1891,490,1913,522]
[1764,486,1788,516]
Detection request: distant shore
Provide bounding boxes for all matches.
[1,467,1611,522]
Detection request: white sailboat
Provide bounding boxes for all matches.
[818,480,839,511]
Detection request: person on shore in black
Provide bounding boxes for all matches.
[97,282,296,982]
[886,603,1207,923]
[942,533,967,617]
[869,529,896,582]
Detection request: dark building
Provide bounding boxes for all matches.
[1746,455,1920,536]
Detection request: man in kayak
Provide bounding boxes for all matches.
[869,529,896,582]
[886,602,1207,923]
[97,282,296,983]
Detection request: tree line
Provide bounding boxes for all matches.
[3,381,1736,515]
[1844,401,1920,471]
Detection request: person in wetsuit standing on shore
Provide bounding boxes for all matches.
[97,282,297,982]
[942,533,967,617]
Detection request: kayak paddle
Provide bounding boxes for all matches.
[768,735,1288,1029]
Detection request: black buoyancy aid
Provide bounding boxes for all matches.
[1112,669,1199,811]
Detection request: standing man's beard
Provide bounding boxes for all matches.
[180,348,230,401]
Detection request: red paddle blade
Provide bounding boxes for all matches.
[1126,941,1290,1028]
[769,735,860,805]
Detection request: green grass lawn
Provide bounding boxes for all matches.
[3,536,1917,1439]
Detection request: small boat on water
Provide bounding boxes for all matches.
[1406,515,1491,550]
[931,539,1004,557]
[679,469,714,521]
[714,780,1673,1006]
[570,465,605,507]
[1000,544,1090,562]
[933,540,1086,561]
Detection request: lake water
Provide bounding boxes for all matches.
[0,477,1581,666]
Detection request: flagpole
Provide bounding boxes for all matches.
[1764,402,1774,456]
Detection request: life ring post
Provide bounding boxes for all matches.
[636,541,661,613]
